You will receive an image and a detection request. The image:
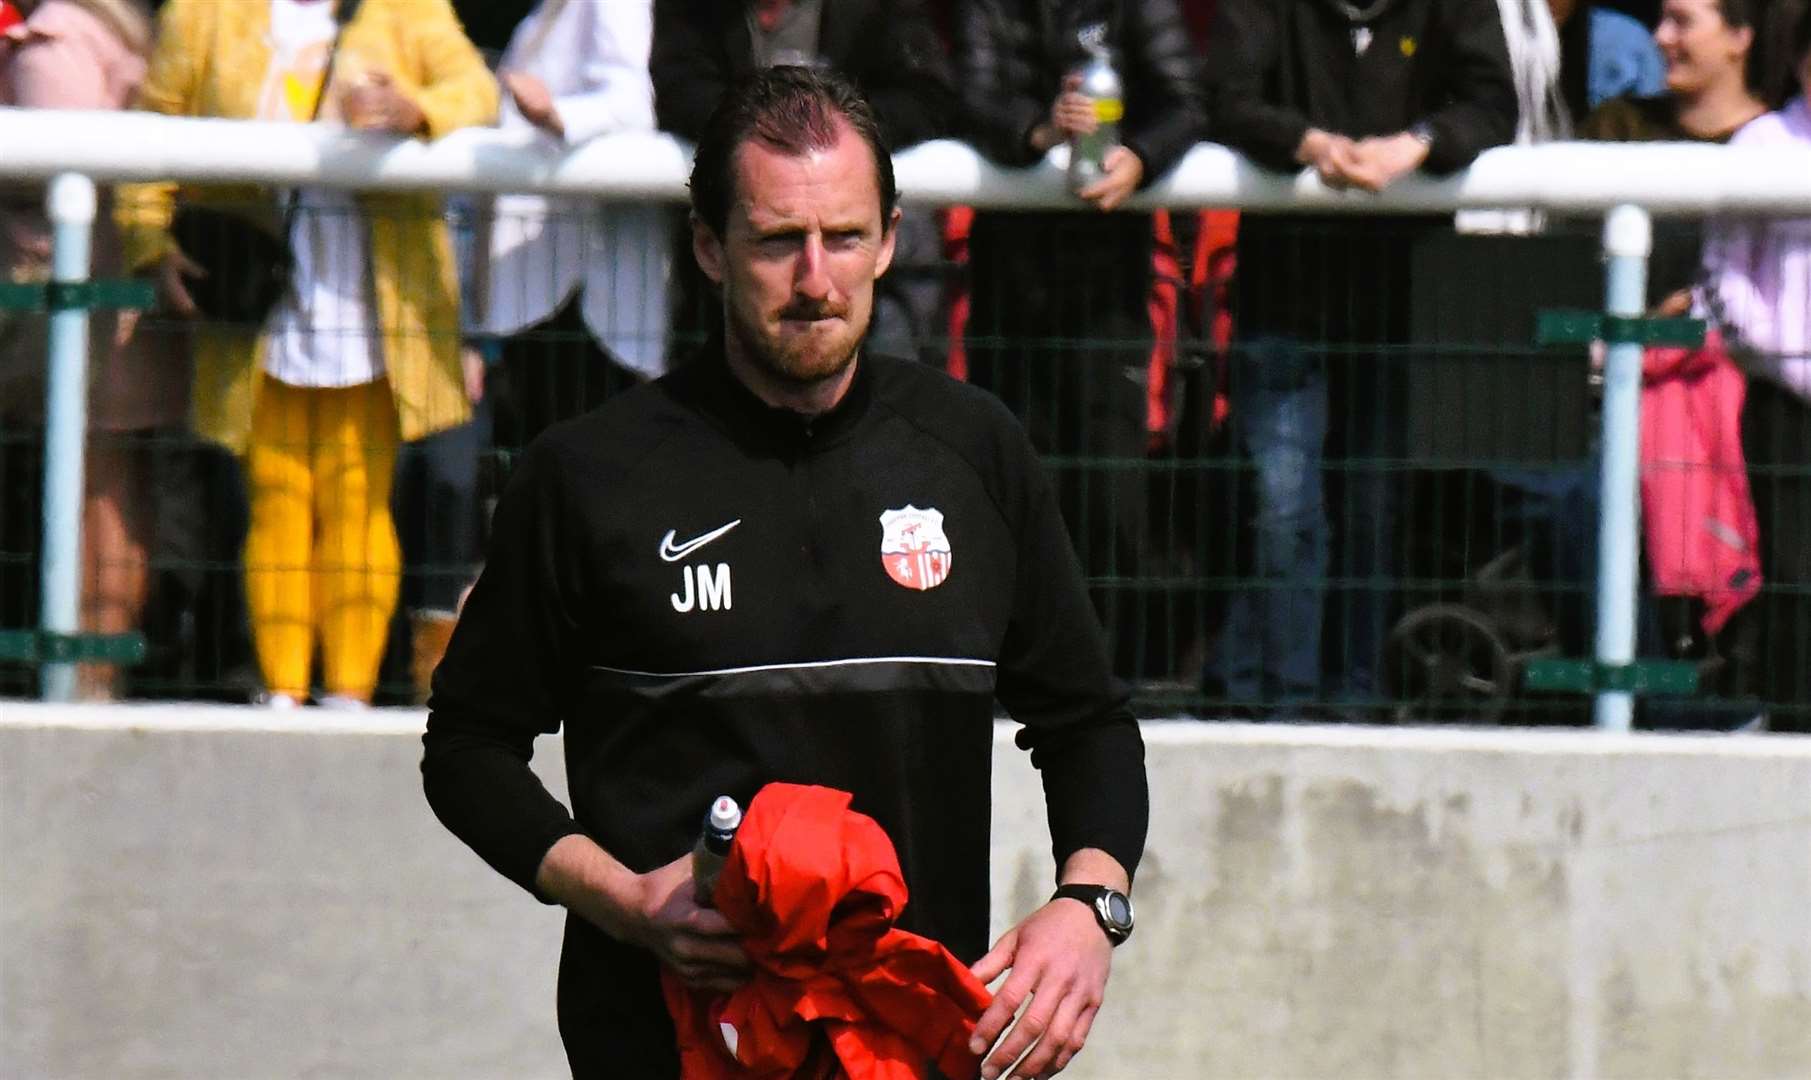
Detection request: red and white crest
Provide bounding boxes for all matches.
[879,505,952,591]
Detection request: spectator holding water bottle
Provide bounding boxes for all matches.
[954,0,1206,676]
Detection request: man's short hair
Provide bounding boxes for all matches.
[688,66,899,238]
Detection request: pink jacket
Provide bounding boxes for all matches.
[0,0,184,433]
[0,0,146,109]
[1640,331,1762,634]
[1,0,146,266]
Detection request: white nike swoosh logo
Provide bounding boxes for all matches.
[659,519,742,563]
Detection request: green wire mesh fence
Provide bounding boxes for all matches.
[0,194,1804,729]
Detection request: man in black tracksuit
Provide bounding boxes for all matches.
[955,0,1206,676]
[423,69,1145,1079]
[1201,0,1516,715]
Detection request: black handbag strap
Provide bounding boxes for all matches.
[315,0,366,124]
[282,0,368,235]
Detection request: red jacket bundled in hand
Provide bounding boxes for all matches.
[661,783,993,1080]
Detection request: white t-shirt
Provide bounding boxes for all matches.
[259,0,382,388]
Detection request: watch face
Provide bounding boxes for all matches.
[1104,891,1133,930]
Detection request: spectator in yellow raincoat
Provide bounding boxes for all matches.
[117,0,497,707]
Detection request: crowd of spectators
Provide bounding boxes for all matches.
[0,0,1805,730]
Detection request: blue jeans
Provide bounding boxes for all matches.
[1208,338,1328,704]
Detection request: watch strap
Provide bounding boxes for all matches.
[1051,884,1132,945]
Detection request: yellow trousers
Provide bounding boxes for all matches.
[243,375,400,700]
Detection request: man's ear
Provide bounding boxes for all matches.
[692,213,726,287]
[872,206,903,281]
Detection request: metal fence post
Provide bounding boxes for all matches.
[39,173,98,702]
[1593,204,1652,731]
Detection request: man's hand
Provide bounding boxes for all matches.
[504,71,563,137]
[1295,128,1362,190]
[1654,288,1693,318]
[1342,132,1431,193]
[1049,74,1098,139]
[536,837,752,994]
[341,71,426,135]
[1028,74,1098,155]
[967,900,1113,1079]
[150,248,203,318]
[460,345,486,405]
[1,211,50,263]
[618,855,752,993]
[1076,146,1144,212]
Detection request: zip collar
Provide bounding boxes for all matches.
[685,334,875,453]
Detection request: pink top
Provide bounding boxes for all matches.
[1698,97,1811,404]
[0,1,184,434]
[0,1,146,108]
[1,1,146,263]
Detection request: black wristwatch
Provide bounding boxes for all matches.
[1051,884,1134,946]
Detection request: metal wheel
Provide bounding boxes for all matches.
[1383,603,1516,724]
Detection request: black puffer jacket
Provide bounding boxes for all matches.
[652,0,957,149]
[956,0,1206,181]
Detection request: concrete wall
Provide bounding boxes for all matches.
[3,705,1807,1079]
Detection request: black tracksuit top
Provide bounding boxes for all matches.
[421,342,1148,1077]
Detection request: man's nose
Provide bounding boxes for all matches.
[794,233,832,301]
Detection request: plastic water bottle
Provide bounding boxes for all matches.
[1067,25,1123,192]
[690,795,742,907]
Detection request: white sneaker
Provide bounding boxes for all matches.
[263,692,301,709]
[317,694,370,711]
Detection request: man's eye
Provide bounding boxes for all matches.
[827,231,865,249]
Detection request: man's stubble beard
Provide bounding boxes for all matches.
[726,293,867,388]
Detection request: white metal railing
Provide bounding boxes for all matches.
[4,104,1810,723]
[3,106,1811,214]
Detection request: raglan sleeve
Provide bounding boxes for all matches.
[405,0,500,139]
[991,420,1149,883]
[1204,0,1310,171]
[421,439,587,900]
[1416,0,1517,172]
[1119,0,1209,185]
[952,0,1048,166]
[859,0,958,150]
[549,1,655,143]
[116,0,207,271]
[650,0,729,142]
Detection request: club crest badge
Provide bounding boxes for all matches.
[879,505,952,591]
